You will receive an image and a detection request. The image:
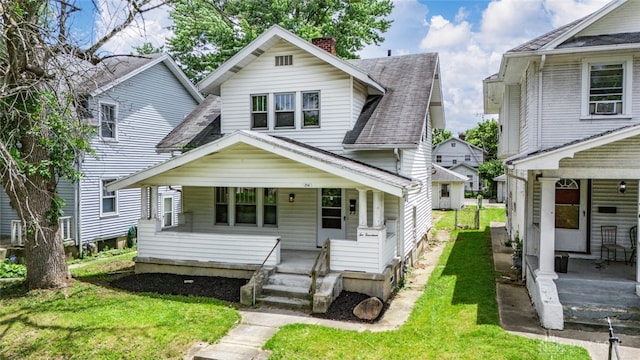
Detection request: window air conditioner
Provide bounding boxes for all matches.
[594,101,617,115]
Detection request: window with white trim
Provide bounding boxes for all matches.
[214,187,278,227]
[302,91,320,127]
[436,155,442,163]
[251,94,268,129]
[101,179,118,216]
[582,56,633,118]
[163,196,174,227]
[465,155,471,161]
[275,93,295,128]
[452,159,457,164]
[100,103,117,139]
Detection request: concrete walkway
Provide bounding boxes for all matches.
[191,222,640,359]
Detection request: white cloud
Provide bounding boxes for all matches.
[420,15,472,51]
[543,0,611,27]
[95,0,173,55]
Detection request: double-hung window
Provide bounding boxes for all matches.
[582,56,633,118]
[263,188,277,226]
[251,94,268,129]
[436,155,442,163]
[214,187,277,226]
[302,91,320,127]
[235,188,257,225]
[101,179,118,216]
[100,103,117,139]
[465,155,471,161]
[215,187,229,225]
[275,93,295,128]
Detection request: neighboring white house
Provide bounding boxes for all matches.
[432,137,484,168]
[0,54,202,249]
[484,0,640,330]
[493,174,507,203]
[432,164,466,209]
[109,25,446,311]
[449,163,481,192]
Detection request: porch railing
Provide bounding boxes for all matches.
[309,238,331,300]
[252,237,282,305]
[10,217,73,246]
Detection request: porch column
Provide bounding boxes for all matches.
[537,177,558,279]
[150,186,159,219]
[373,190,384,228]
[140,187,149,220]
[358,188,368,227]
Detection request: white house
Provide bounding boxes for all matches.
[433,137,484,192]
[0,54,202,250]
[484,0,640,330]
[493,174,507,203]
[431,164,466,209]
[109,25,445,312]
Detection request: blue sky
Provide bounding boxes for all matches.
[91,0,613,135]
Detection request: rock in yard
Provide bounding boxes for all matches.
[353,297,383,320]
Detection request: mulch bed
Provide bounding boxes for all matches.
[110,273,389,323]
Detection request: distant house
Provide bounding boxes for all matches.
[431,164,466,209]
[484,0,640,330]
[449,163,480,192]
[0,54,202,249]
[493,174,507,203]
[432,137,484,168]
[109,25,446,312]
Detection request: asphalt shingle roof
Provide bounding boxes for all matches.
[79,53,165,93]
[344,53,438,146]
[156,95,222,152]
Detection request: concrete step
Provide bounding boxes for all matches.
[564,315,640,336]
[266,273,311,288]
[262,284,310,299]
[256,295,311,310]
[558,291,640,308]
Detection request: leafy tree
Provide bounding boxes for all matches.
[479,159,504,197]
[432,128,452,146]
[134,42,165,55]
[168,0,394,82]
[465,118,498,160]
[0,0,168,289]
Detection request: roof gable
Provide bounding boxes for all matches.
[198,24,385,96]
[81,54,203,103]
[433,137,484,154]
[111,130,417,197]
[432,164,468,182]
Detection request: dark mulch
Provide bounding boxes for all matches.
[110,273,388,322]
[110,273,247,303]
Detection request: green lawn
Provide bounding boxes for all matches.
[0,253,240,359]
[264,208,590,359]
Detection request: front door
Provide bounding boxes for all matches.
[555,179,587,252]
[317,188,346,247]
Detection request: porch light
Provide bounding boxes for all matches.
[289,193,295,202]
[619,181,627,194]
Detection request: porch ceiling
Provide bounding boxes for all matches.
[109,131,417,197]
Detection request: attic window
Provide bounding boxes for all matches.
[275,55,293,66]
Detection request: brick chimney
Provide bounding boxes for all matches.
[312,37,336,55]
[459,134,466,141]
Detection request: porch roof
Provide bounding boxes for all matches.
[108,130,419,197]
[505,124,640,170]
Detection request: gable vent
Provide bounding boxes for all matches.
[275,55,293,66]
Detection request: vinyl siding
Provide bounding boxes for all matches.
[221,40,352,154]
[558,135,640,169]
[578,1,640,36]
[521,65,535,152]
[401,140,431,257]
[590,179,637,258]
[432,138,483,168]
[352,80,367,129]
[347,150,397,173]
[79,62,198,243]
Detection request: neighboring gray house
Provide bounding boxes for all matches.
[109,25,446,312]
[0,54,202,248]
[484,0,640,330]
[449,163,481,192]
[431,164,467,209]
[432,137,484,168]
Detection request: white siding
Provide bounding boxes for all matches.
[401,140,431,257]
[536,57,640,149]
[352,80,367,129]
[432,138,484,168]
[578,1,640,36]
[347,149,397,173]
[590,179,637,258]
[182,186,318,250]
[558,135,640,169]
[137,219,280,265]
[521,65,535,152]
[221,40,353,154]
[79,62,199,243]
[431,182,465,209]
[331,233,396,273]
[0,190,16,235]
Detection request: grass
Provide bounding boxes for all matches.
[0,253,240,359]
[264,208,590,359]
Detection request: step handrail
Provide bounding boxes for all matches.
[252,237,281,305]
[309,238,330,299]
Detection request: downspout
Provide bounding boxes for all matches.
[399,189,407,280]
[537,55,546,151]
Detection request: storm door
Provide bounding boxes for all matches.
[555,179,587,252]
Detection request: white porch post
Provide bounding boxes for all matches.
[150,186,159,219]
[373,190,384,228]
[358,188,368,227]
[140,187,149,220]
[532,177,563,330]
[537,177,558,279]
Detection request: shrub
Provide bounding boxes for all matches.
[0,259,27,278]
